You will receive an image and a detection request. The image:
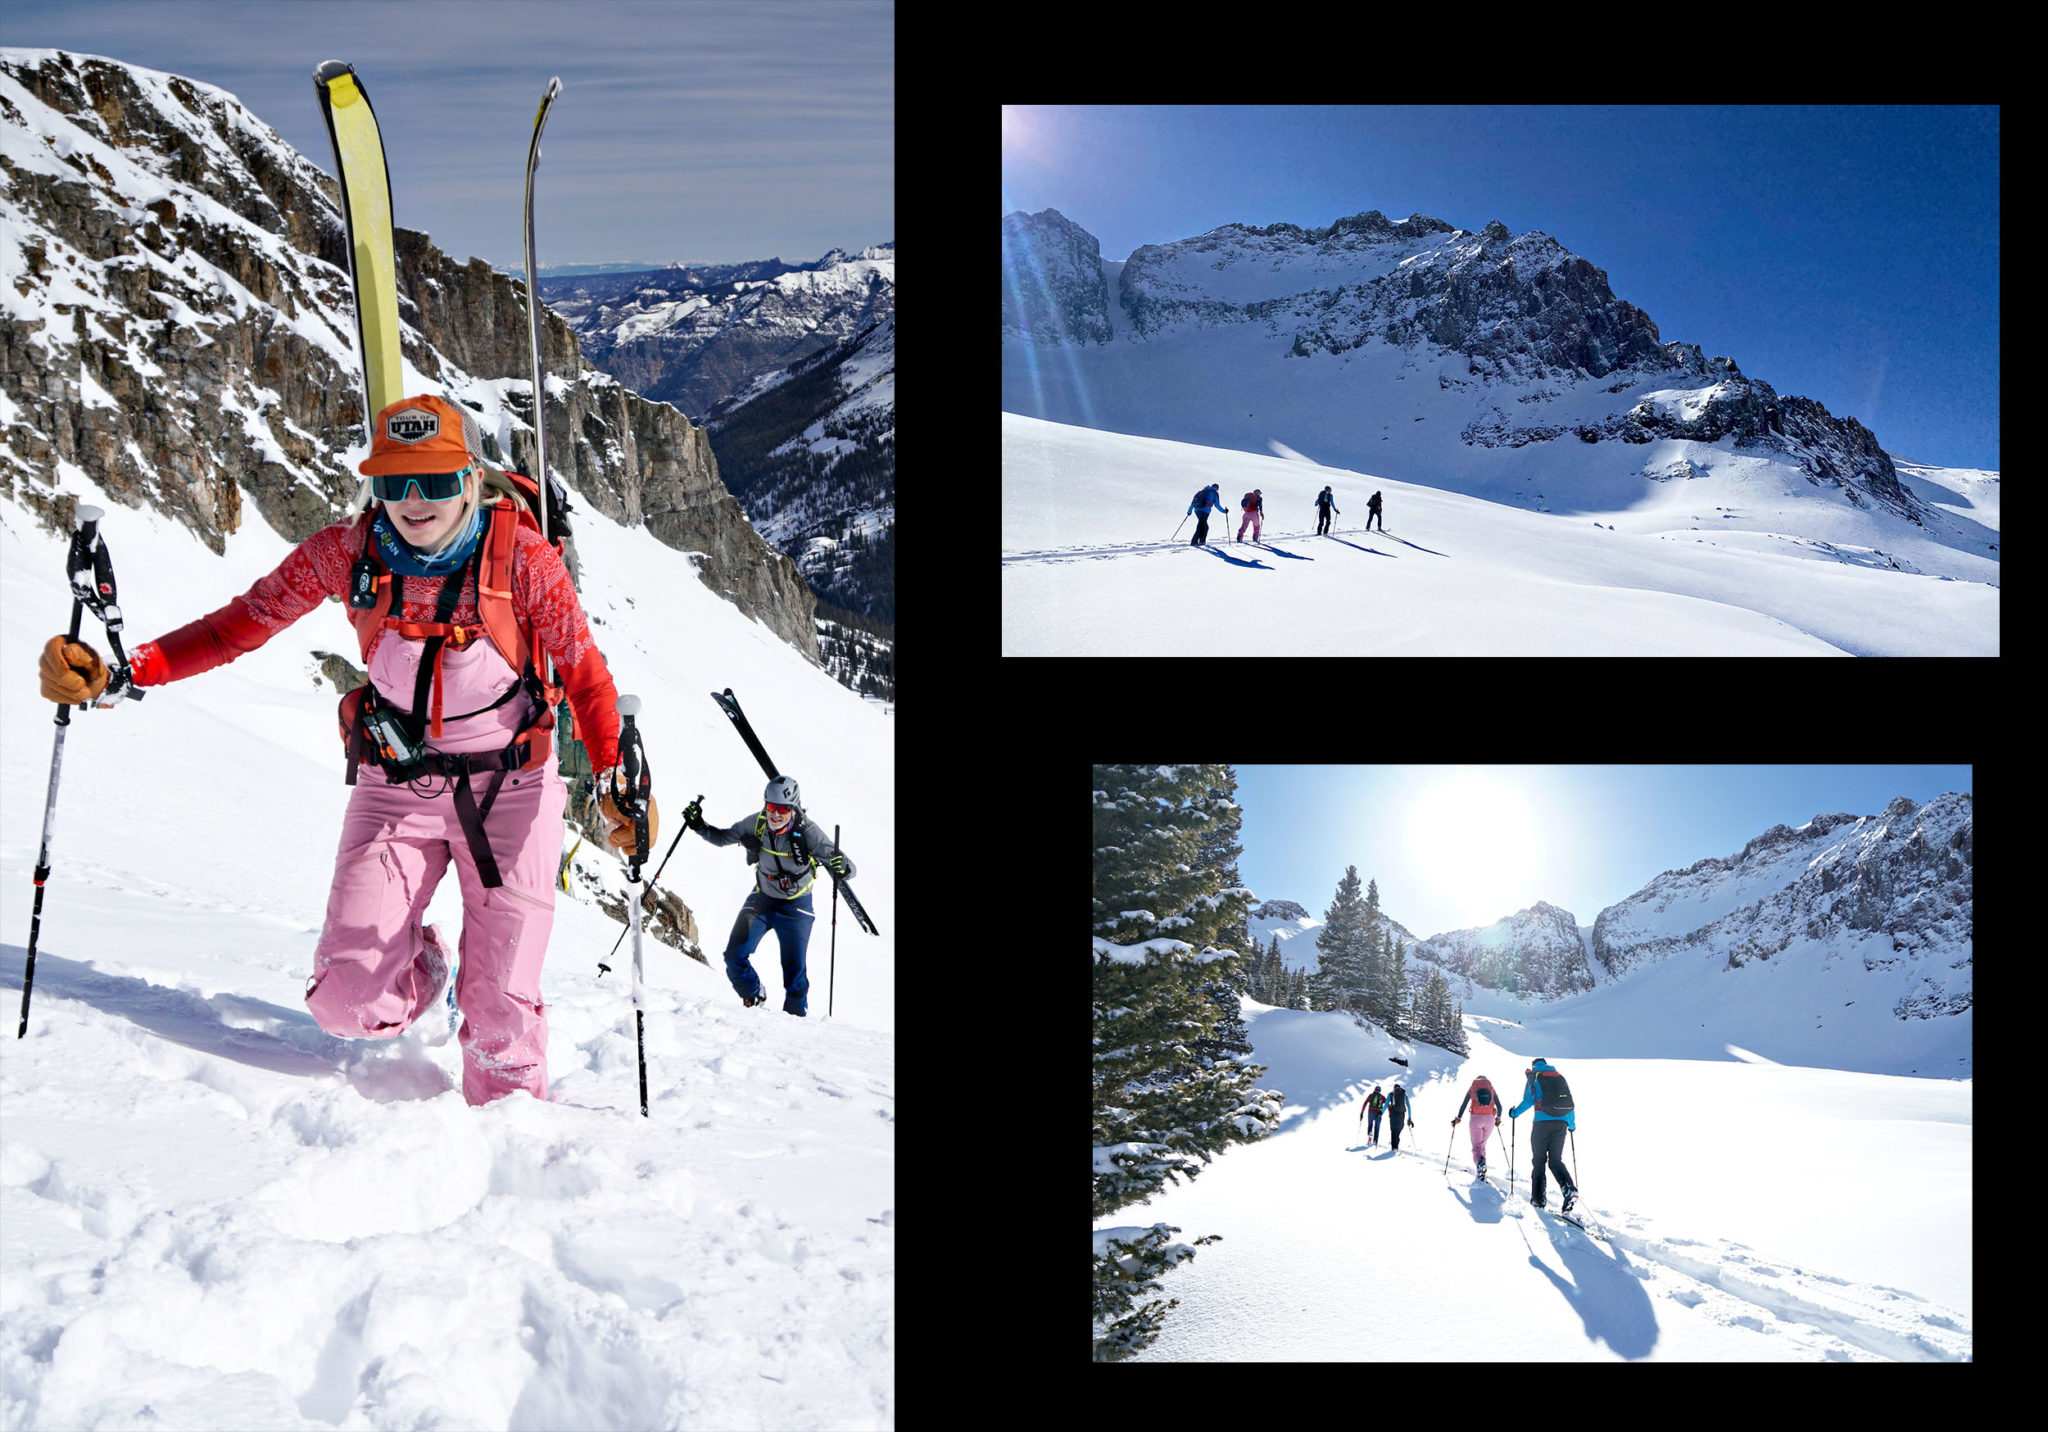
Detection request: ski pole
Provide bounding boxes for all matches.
[615,695,652,1117]
[19,506,143,1039]
[1569,1127,1580,1194]
[1494,1118,1510,1196]
[828,822,840,1018]
[1444,1121,1456,1176]
[1171,514,1189,541]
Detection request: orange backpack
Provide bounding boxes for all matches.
[341,468,564,753]
[333,469,568,888]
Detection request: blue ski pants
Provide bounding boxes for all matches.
[722,888,814,1015]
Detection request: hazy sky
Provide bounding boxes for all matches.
[1002,106,1999,471]
[1233,765,1973,941]
[6,0,893,269]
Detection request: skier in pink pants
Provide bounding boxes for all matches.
[1235,488,1264,542]
[48,394,657,1107]
[1451,1073,1503,1180]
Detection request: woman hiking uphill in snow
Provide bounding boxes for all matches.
[1361,1085,1387,1146]
[1384,1081,1411,1150]
[1449,1073,1501,1179]
[1507,1058,1579,1212]
[37,394,654,1107]
[677,779,855,1016]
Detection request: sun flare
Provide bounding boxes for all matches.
[1408,774,1538,929]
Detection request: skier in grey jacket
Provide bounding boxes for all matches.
[683,776,856,1014]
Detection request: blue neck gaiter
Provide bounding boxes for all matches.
[371,504,484,577]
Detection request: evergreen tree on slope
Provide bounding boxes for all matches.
[1092,764,1282,1361]
[1313,865,1373,1022]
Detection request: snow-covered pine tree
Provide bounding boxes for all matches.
[1313,866,1371,1021]
[1092,764,1283,1361]
[1385,938,1412,1039]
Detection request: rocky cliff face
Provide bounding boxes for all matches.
[1413,900,1596,1000]
[1590,794,1972,1019]
[0,49,816,659]
[1000,208,1112,346]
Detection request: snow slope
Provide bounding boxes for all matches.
[0,489,894,1428]
[1098,999,1970,1361]
[1003,413,1996,655]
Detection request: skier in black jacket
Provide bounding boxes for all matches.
[1314,485,1340,536]
[1365,490,1384,532]
[1385,1082,1411,1150]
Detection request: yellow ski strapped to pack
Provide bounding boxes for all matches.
[313,62,404,427]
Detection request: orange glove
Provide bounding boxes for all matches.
[39,635,107,704]
[598,767,659,859]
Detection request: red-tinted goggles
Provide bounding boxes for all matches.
[765,802,795,816]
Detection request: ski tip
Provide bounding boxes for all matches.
[617,694,642,718]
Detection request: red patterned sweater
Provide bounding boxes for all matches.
[130,517,621,770]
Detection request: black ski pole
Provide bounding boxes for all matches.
[19,506,143,1039]
[616,694,652,1117]
[1508,1116,1517,1198]
[828,822,840,1018]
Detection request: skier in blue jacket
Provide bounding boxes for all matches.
[1186,483,1224,547]
[1506,1057,1579,1212]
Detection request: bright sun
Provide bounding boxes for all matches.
[1408,773,1538,929]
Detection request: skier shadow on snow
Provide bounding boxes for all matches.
[1379,533,1449,557]
[1202,546,1269,569]
[1,945,452,1100]
[1451,1179,1510,1226]
[1324,536,1393,557]
[1250,542,1312,561]
[1518,1214,1660,1359]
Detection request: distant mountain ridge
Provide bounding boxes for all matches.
[1001,207,1999,597]
[1260,792,1971,1028]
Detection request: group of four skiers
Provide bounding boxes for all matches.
[1359,1058,1581,1213]
[1183,483,1383,546]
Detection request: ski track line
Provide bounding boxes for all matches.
[1416,1149,1970,1362]
[1000,527,1382,565]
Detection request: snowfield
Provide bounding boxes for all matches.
[1003,413,1997,656]
[1100,997,1970,1362]
[0,488,894,1428]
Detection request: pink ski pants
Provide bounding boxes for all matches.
[1468,1111,1497,1163]
[1237,507,1263,541]
[305,634,566,1105]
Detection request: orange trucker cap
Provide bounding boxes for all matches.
[359,394,484,475]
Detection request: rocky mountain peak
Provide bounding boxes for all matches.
[1,49,818,657]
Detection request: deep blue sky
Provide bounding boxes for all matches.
[1232,765,1973,942]
[6,0,893,269]
[1002,106,1998,471]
